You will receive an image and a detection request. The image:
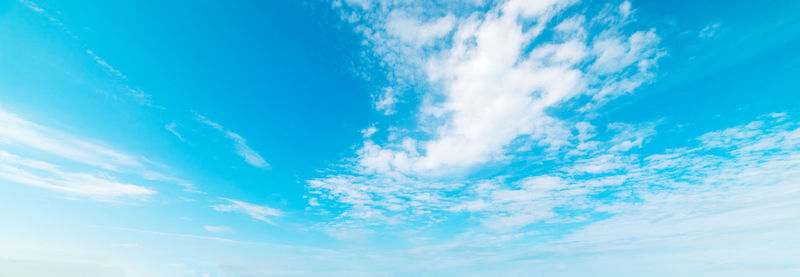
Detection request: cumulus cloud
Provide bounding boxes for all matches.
[309,0,664,232]
[331,0,661,175]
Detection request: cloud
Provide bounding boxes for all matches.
[606,122,657,152]
[18,0,68,32]
[85,49,153,105]
[699,22,721,38]
[86,49,126,80]
[568,154,631,174]
[304,114,800,274]
[332,0,661,175]
[0,107,214,201]
[361,126,378,138]
[309,0,664,231]
[0,108,142,171]
[211,198,281,223]
[19,0,154,106]
[142,171,204,194]
[202,225,234,234]
[374,87,399,115]
[195,114,270,169]
[310,111,798,239]
[0,150,155,201]
[164,122,186,142]
[0,107,168,201]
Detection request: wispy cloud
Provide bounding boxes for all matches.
[310,0,663,231]
[0,107,199,201]
[699,22,721,38]
[0,150,155,201]
[211,198,281,223]
[18,0,70,35]
[202,225,234,233]
[373,87,399,115]
[304,114,800,274]
[142,171,203,194]
[19,0,153,106]
[164,121,186,142]
[0,108,142,171]
[86,49,127,80]
[195,114,270,169]
[85,49,153,105]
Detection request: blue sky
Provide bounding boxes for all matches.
[1,0,799,276]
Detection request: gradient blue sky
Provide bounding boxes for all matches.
[1,0,799,276]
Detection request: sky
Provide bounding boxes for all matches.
[1,0,799,276]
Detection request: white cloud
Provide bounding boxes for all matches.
[0,150,155,201]
[569,154,631,174]
[374,87,399,115]
[0,107,180,201]
[18,0,44,13]
[385,12,456,47]
[202,225,234,233]
[211,198,281,223]
[311,111,800,240]
[606,122,656,152]
[699,22,721,38]
[310,0,664,230]
[361,126,378,138]
[87,49,126,79]
[85,48,152,105]
[165,122,186,142]
[195,114,270,169]
[20,1,154,106]
[547,123,800,273]
[0,108,142,171]
[333,0,662,176]
[328,116,800,274]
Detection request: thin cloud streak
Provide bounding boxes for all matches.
[195,114,270,169]
[211,197,281,223]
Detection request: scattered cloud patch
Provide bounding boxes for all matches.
[374,87,399,115]
[303,114,800,274]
